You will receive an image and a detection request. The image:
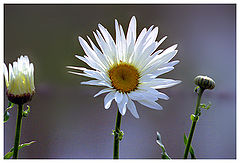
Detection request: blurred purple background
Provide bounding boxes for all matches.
[4,4,235,159]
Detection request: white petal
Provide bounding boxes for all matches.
[144,79,181,89]
[150,67,175,78]
[134,42,158,69]
[158,36,168,46]
[126,97,139,118]
[128,89,158,101]
[157,92,169,100]
[68,71,92,78]
[128,90,145,100]
[166,60,180,67]
[98,24,116,51]
[141,50,178,76]
[104,92,115,109]
[127,16,136,46]
[139,86,169,100]
[137,100,163,110]
[93,31,113,62]
[145,27,158,47]
[87,36,112,68]
[66,66,86,71]
[115,19,121,52]
[134,28,147,50]
[81,80,111,87]
[78,36,106,71]
[8,63,14,83]
[94,88,113,97]
[3,63,9,87]
[29,63,35,91]
[117,93,128,115]
[115,91,123,103]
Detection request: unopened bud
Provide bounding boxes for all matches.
[194,75,215,90]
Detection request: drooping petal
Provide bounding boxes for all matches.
[126,97,139,118]
[137,100,163,110]
[104,91,115,109]
[115,91,123,103]
[94,88,113,97]
[138,86,169,100]
[117,93,128,115]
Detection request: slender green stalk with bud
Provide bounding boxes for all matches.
[183,75,215,159]
[3,56,35,159]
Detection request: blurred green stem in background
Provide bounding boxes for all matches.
[13,104,23,159]
[113,109,123,159]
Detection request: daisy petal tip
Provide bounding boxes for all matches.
[78,36,83,42]
[134,114,140,119]
[176,80,182,84]
[74,54,80,58]
[174,60,180,64]
[131,16,136,21]
[98,23,103,29]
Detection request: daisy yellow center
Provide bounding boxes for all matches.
[109,63,140,93]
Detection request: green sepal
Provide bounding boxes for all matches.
[199,102,212,111]
[194,86,200,93]
[190,114,199,122]
[156,132,170,159]
[23,105,30,117]
[184,133,196,159]
[4,141,36,159]
[112,129,124,141]
[4,102,14,123]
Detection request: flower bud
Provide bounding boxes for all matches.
[194,75,215,90]
[3,56,35,104]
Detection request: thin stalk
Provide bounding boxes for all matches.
[183,88,204,159]
[113,109,122,159]
[13,104,23,159]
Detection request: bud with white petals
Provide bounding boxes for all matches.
[3,56,35,104]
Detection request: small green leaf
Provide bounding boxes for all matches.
[4,111,10,123]
[8,101,14,108]
[184,133,196,159]
[4,151,13,159]
[4,141,36,159]
[156,132,170,159]
[199,102,212,110]
[4,102,15,123]
[204,102,212,110]
[190,114,199,122]
[200,103,206,108]
[23,105,31,117]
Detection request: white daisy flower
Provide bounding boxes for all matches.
[3,55,35,104]
[67,16,181,118]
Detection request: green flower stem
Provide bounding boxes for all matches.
[184,88,204,159]
[13,104,23,159]
[113,109,122,159]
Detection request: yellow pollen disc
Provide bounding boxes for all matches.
[108,63,140,93]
